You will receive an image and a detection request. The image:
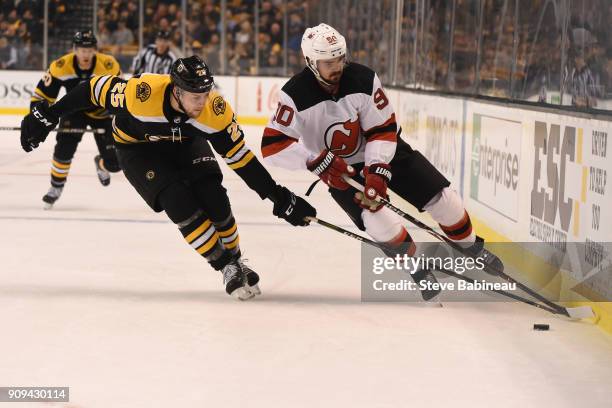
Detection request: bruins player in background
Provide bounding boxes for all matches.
[20,55,316,300]
[31,30,121,209]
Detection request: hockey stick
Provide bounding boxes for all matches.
[306,216,562,314]
[306,216,386,249]
[341,176,595,319]
[0,126,106,134]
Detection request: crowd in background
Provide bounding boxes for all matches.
[395,0,612,107]
[2,0,612,111]
[0,0,44,69]
[91,0,307,75]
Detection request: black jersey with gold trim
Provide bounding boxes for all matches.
[32,52,121,119]
[87,73,275,197]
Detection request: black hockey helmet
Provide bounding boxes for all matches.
[73,30,97,48]
[156,30,171,40]
[170,56,214,93]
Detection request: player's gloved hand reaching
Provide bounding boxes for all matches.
[20,101,59,152]
[307,149,356,190]
[354,163,392,212]
[269,185,317,226]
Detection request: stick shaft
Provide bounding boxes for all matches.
[0,126,105,134]
[306,217,384,249]
[343,176,577,317]
[307,216,559,314]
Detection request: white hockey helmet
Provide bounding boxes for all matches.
[301,23,347,85]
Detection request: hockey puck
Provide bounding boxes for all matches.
[533,324,550,331]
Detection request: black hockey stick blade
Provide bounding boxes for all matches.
[563,305,595,319]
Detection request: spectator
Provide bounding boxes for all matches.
[202,32,221,71]
[22,9,42,44]
[111,20,135,47]
[235,20,253,47]
[125,1,139,31]
[97,20,112,49]
[0,36,17,69]
[269,22,283,47]
[203,2,220,23]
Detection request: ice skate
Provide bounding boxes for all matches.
[221,260,254,301]
[238,259,261,296]
[464,236,504,276]
[410,268,442,303]
[42,186,63,210]
[94,155,111,186]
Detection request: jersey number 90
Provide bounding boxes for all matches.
[373,88,389,110]
[272,103,294,126]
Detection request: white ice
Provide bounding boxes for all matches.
[1,117,611,408]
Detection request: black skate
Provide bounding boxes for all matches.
[410,268,442,302]
[42,186,63,210]
[383,241,441,303]
[238,259,261,296]
[94,155,110,186]
[221,260,254,300]
[464,236,504,276]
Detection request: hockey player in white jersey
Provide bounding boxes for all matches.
[261,24,502,299]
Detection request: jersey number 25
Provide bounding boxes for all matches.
[110,82,127,108]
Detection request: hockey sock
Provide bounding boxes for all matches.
[214,214,240,257]
[423,187,476,246]
[97,157,107,171]
[178,209,228,269]
[439,210,475,245]
[381,226,416,257]
[158,183,231,271]
[50,157,71,187]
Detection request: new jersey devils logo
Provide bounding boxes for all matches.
[324,118,362,158]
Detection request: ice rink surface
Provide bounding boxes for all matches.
[1,117,611,408]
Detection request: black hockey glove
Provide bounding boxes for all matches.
[269,185,317,226]
[21,101,59,152]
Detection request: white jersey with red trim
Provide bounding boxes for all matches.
[261,63,398,170]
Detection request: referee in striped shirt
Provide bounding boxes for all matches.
[131,30,177,75]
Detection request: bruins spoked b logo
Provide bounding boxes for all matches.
[145,170,155,180]
[136,82,152,102]
[212,96,226,116]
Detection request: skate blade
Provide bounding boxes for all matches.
[43,202,54,210]
[230,286,256,301]
[424,300,443,307]
[246,283,261,296]
[423,292,443,307]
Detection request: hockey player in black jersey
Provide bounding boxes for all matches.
[20,55,317,300]
[262,24,503,300]
[31,30,122,209]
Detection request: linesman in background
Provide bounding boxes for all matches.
[131,30,177,75]
[31,30,122,209]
